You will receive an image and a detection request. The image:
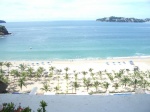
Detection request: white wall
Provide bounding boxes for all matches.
[0,94,150,112]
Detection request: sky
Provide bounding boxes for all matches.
[0,0,150,22]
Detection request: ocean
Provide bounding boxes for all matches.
[0,21,150,61]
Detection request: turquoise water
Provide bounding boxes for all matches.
[0,21,150,61]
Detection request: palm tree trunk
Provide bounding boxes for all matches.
[8,67,9,76]
[66,79,68,93]
[58,76,59,87]
[0,66,2,73]
[143,83,146,91]
[134,84,136,91]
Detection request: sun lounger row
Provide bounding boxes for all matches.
[106,61,134,65]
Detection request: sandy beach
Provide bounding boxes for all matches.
[1,57,150,94]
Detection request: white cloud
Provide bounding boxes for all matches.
[0,0,149,21]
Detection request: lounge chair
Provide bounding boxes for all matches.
[106,62,109,65]
[129,61,134,65]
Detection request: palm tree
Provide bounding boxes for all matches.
[146,70,150,78]
[72,82,80,93]
[139,75,144,81]
[64,67,69,74]
[54,86,60,94]
[74,73,78,83]
[64,73,69,93]
[56,69,62,87]
[49,72,53,79]
[0,72,3,81]
[102,82,110,92]
[5,62,12,76]
[41,83,50,92]
[10,69,20,83]
[114,72,122,79]
[27,67,34,78]
[10,69,20,77]
[141,79,149,91]
[130,78,141,91]
[93,81,100,92]
[133,71,141,79]
[107,73,114,82]
[82,71,87,78]
[90,73,95,80]
[120,76,131,87]
[119,69,124,74]
[0,62,4,73]
[83,78,92,92]
[140,71,146,77]
[57,75,60,87]
[19,64,27,72]
[40,100,47,112]
[49,66,55,74]
[82,77,86,85]
[35,70,41,81]
[37,67,45,77]
[97,71,102,80]
[0,72,9,83]
[21,71,27,78]
[18,77,26,90]
[113,83,119,91]
[89,68,93,73]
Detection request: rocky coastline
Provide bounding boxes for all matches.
[0,25,11,35]
[96,16,150,23]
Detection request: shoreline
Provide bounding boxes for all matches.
[1,55,150,61]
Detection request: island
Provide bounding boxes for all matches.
[0,25,11,35]
[0,20,6,23]
[96,16,150,22]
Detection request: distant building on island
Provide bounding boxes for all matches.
[96,16,150,23]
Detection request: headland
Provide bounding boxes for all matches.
[96,16,150,22]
